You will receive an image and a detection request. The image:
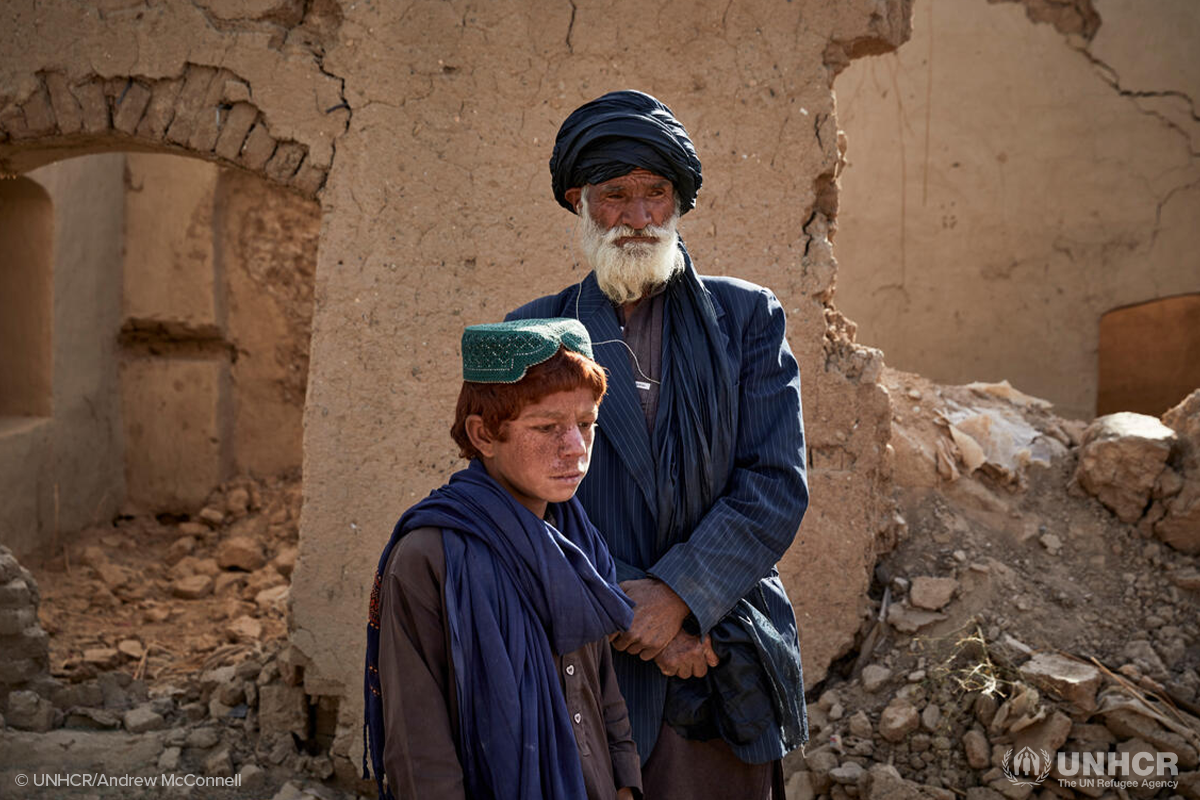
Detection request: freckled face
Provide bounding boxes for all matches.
[484,388,599,518]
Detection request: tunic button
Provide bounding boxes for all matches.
[573,713,582,724]
[565,664,575,676]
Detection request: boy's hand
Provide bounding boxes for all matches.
[611,578,690,660]
[616,788,635,800]
[653,631,719,679]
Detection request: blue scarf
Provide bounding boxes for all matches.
[363,460,634,800]
[653,245,737,551]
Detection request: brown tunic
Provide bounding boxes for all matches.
[378,526,643,800]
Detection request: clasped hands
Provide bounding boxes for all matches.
[611,578,719,679]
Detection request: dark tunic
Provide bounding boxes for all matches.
[378,526,643,800]
[618,291,781,800]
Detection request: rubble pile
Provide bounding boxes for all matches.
[0,475,368,799]
[784,380,1200,799]
[33,475,301,684]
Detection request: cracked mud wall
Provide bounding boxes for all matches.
[2,0,914,777]
[294,0,912,771]
[833,0,1200,421]
[0,156,126,557]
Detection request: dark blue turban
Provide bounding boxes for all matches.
[550,90,703,215]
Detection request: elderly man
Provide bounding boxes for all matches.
[507,90,809,799]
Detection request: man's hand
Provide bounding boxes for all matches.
[611,578,691,660]
[654,631,720,679]
[616,788,635,800]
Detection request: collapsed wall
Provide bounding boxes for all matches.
[832,0,1200,421]
[1,0,914,782]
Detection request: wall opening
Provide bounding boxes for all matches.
[1097,294,1200,417]
[7,151,319,692]
[0,177,53,419]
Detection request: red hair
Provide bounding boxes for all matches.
[451,346,608,459]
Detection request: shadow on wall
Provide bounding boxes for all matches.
[1098,294,1200,418]
[0,153,319,558]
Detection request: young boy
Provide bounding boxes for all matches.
[364,319,643,800]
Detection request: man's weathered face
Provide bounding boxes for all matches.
[566,168,677,233]
[566,169,684,304]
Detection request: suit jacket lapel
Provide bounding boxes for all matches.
[573,274,658,519]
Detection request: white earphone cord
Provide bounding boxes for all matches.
[569,216,661,387]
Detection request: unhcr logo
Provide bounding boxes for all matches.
[1002,747,1180,790]
[1002,747,1052,786]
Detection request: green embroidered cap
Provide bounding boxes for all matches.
[461,318,594,384]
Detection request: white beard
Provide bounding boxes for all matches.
[577,193,684,304]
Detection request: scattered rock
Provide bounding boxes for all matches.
[273,545,298,577]
[256,584,289,612]
[910,576,958,610]
[879,698,920,743]
[238,761,267,788]
[829,761,865,784]
[1010,710,1072,759]
[158,746,181,771]
[862,665,893,693]
[921,703,941,731]
[165,536,196,566]
[1018,652,1102,713]
[887,603,947,633]
[205,747,234,777]
[849,710,874,738]
[83,647,120,668]
[117,639,144,660]
[226,487,251,517]
[6,689,55,732]
[186,725,221,749]
[1075,413,1174,523]
[1157,390,1200,553]
[1171,568,1200,592]
[198,507,225,527]
[963,728,990,769]
[64,707,121,730]
[123,704,165,733]
[171,574,214,599]
[217,536,266,572]
[179,521,209,537]
[226,615,263,642]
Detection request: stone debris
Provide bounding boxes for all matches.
[784,372,1200,798]
[887,602,948,633]
[1018,652,1102,713]
[909,576,959,611]
[1155,390,1200,553]
[171,573,215,599]
[122,703,165,733]
[218,535,267,571]
[1075,412,1175,523]
[862,664,893,693]
[879,698,921,742]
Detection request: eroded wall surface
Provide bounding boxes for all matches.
[833,0,1200,420]
[0,156,126,557]
[1,0,913,777]
[121,154,317,511]
[0,150,316,551]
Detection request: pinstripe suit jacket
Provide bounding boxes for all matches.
[507,268,808,764]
